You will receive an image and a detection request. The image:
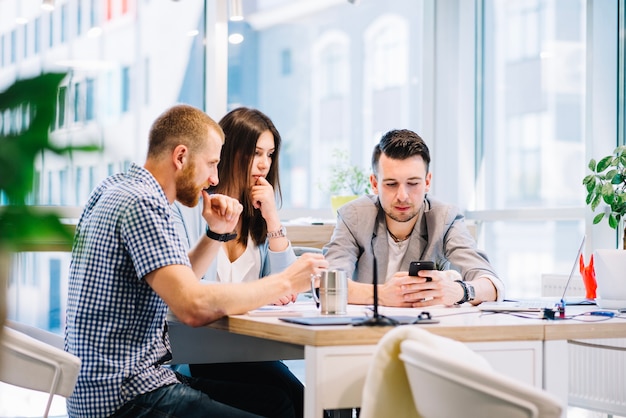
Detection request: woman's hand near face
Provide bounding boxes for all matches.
[251,176,278,222]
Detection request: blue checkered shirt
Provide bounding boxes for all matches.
[65,163,190,417]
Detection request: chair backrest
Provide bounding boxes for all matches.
[0,321,81,417]
[399,338,563,418]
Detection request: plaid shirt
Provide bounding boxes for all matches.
[65,163,190,417]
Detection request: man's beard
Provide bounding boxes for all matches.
[384,204,419,223]
[176,162,202,207]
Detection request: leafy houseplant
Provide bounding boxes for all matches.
[327,149,371,196]
[0,73,100,331]
[583,145,626,249]
[322,149,371,214]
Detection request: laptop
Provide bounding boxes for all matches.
[593,249,626,309]
[479,236,591,313]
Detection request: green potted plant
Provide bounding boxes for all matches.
[583,145,626,249]
[0,73,100,331]
[321,149,371,214]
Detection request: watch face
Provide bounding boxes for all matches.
[467,283,476,300]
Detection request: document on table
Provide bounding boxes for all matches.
[247,301,370,317]
[247,301,319,317]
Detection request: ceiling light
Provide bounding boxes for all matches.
[228,33,244,45]
[229,0,243,21]
[87,27,103,38]
[41,0,55,11]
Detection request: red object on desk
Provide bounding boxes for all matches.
[579,253,597,299]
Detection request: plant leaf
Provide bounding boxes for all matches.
[588,159,597,171]
[593,212,605,224]
[606,168,618,179]
[609,213,618,229]
[0,73,100,249]
[591,193,602,211]
[597,156,613,172]
[601,182,615,198]
[0,206,74,251]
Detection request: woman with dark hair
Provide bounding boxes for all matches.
[172,106,303,417]
[208,106,295,288]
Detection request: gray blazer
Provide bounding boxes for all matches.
[323,195,504,299]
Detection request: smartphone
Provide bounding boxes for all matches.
[409,261,435,281]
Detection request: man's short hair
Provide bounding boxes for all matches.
[147,104,223,159]
[371,129,431,175]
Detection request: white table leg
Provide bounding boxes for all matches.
[304,345,376,418]
[544,339,569,417]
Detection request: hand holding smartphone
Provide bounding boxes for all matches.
[409,260,435,282]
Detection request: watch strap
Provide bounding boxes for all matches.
[455,280,475,304]
[205,225,237,242]
[466,282,476,301]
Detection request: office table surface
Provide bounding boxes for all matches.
[186,304,626,347]
[168,304,626,418]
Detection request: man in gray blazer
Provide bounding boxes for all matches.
[323,129,503,308]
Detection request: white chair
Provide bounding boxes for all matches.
[0,320,81,417]
[359,326,563,418]
[399,336,564,418]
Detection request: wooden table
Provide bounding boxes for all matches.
[168,304,626,418]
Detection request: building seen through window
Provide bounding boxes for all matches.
[0,0,621,333]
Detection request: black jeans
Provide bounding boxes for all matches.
[189,361,304,418]
[110,371,295,418]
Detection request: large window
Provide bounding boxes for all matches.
[472,0,617,296]
[1,0,208,331]
[0,0,623,331]
[229,1,424,210]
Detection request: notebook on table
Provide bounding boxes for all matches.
[479,236,593,313]
[279,314,439,326]
[279,316,366,326]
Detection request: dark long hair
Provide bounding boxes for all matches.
[212,107,282,246]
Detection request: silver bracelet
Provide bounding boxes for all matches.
[267,225,286,239]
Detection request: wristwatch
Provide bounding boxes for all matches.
[267,225,286,239]
[455,280,475,304]
[205,225,237,242]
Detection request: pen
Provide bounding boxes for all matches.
[585,311,615,317]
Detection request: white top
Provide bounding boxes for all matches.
[385,234,410,282]
[215,238,261,283]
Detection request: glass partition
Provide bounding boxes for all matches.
[0,0,209,329]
